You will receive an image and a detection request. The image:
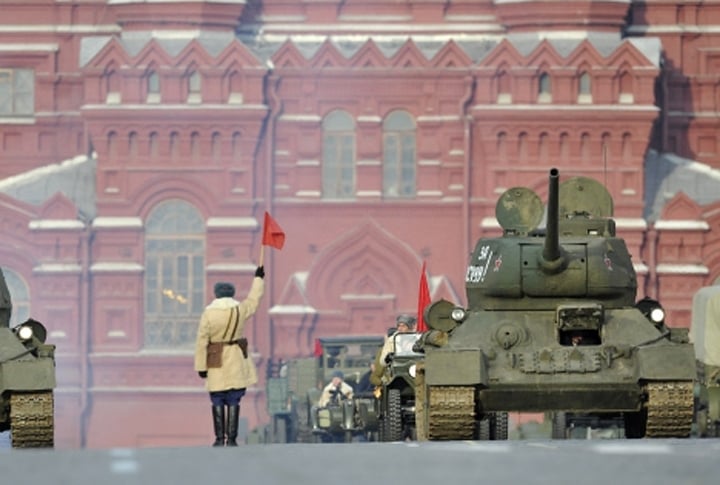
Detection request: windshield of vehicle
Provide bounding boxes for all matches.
[393,333,423,357]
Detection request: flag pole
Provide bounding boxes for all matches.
[259,244,265,267]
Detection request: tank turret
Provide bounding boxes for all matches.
[466,168,636,312]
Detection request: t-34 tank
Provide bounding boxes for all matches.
[415,168,696,440]
[0,268,56,447]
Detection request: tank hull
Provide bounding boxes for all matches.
[419,307,696,439]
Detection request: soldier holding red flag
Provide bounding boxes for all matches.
[194,211,285,447]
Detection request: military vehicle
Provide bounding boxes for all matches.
[0,269,56,448]
[415,168,696,441]
[310,384,378,443]
[260,335,384,443]
[376,331,423,441]
[690,285,720,437]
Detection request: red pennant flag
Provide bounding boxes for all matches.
[262,211,285,249]
[313,338,323,357]
[417,261,431,332]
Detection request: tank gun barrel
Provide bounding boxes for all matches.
[542,168,566,273]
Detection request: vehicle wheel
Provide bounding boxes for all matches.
[491,412,509,440]
[385,388,403,441]
[551,412,567,440]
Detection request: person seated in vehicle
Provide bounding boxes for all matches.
[356,362,376,395]
[318,370,354,407]
[370,314,416,385]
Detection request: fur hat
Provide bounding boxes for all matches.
[331,370,344,380]
[396,314,416,328]
[213,282,235,298]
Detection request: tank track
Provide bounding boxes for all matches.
[426,386,475,440]
[9,392,54,448]
[644,381,694,438]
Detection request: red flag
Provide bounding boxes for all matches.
[313,338,323,357]
[262,211,285,249]
[417,261,431,332]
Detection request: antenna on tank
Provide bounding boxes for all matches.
[602,142,608,187]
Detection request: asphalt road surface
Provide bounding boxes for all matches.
[1,435,718,485]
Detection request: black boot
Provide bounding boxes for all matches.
[212,405,225,447]
[226,405,239,446]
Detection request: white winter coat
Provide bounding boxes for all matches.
[194,277,264,392]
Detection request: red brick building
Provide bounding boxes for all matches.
[1,0,719,448]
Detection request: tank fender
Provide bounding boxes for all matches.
[636,345,696,380]
[1,359,56,391]
[425,348,487,386]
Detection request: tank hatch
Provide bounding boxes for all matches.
[496,187,544,236]
[559,176,616,237]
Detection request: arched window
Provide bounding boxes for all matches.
[322,110,355,199]
[538,132,549,161]
[187,70,201,103]
[107,131,118,160]
[518,132,528,162]
[232,132,242,162]
[559,132,570,162]
[212,132,221,163]
[538,72,552,103]
[170,131,180,162]
[622,133,632,161]
[578,72,592,103]
[497,132,507,161]
[149,132,159,159]
[383,110,416,198]
[580,133,591,162]
[3,268,30,327]
[146,71,160,103]
[228,71,243,104]
[190,131,201,161]
[128,131,139,159]
[496,68,511,104]
[601,133,611,162]
[619,71,634,103]
[104,65,121,104]
[144,200,205,349]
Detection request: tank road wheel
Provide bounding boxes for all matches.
[9,392,54,448]
[383,388,403,442]
[491,412,509,440]
[427,386,475,441]
[551,412,568,440]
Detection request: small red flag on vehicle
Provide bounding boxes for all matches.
[262,211,285,249]
[417,261,431,332]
